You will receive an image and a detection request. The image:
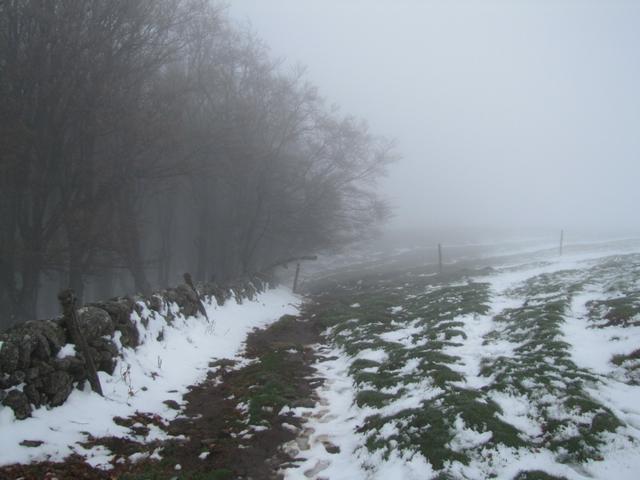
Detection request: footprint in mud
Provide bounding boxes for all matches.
[295,426,317,450]
[296,437,310,450]
[312,408,330,418]
[317,413,338,423]
[315,434,341,454]
[304,459,331,478]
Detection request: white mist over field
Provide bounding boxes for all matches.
[230,0,640,236]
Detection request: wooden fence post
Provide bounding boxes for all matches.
[184,272,209,321]
[58,289,103,396]
[292,262,301,293]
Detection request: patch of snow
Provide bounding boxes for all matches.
[490,391,543,439]
[564,290,640,376]
[0,287,299,468]
[355,348,388,364]
[448,415,493,452]
[378,320,422,346]
[56,343,77,359]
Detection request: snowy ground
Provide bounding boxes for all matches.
[0,287,299,469]
[285,240,640,480]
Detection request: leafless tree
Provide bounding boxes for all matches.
[0,0,396,327]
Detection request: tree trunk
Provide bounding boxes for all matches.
[195,201,210,283]
[157,194,175,288]
[117,191,151,296]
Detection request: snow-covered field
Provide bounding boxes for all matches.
[0,287,299,468]
[285,241,640,479]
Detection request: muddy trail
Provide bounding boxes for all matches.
[0,305,328,480]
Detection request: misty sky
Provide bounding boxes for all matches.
[228,0,640,233]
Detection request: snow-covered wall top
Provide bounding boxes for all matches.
[0,276,272,420]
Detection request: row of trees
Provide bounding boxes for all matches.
[0,0,395,327]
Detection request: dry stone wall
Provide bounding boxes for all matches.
[0,276,270,419]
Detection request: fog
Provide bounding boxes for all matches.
[229,0,640,236]
[2,0,639,325]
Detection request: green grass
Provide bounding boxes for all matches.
[315,274,527,470]
[481,268,623,462]
[310,254,640,477]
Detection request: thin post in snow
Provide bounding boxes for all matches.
[292,262,301,293]
[559,229,564,256]
[184,272,209,322]
[58,289,103,396]
[438,243,443,274]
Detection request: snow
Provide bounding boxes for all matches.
[0,287,299,468]
[355,348,388,364]
[5,240,640,477]
[489,391,543,439]
[284,346,370,480]
[564,290,640,376]
[378,320,422,345]
[447,415,493,452]
[56,343,77,359]
[285,242,640,480]
[442,312,510,390]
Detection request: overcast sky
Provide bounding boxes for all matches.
[228,0,640,234]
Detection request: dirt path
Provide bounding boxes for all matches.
[0,309,326,480]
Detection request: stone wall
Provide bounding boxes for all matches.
[0,276,270,419]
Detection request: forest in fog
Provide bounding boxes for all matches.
[0,0,395,326]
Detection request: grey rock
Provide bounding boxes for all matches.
[40,320,66,354]
[0,373,11,389]
[230,284,244,304]
[208,284,230,306]
[89,297,134,325]
[177,284,199,317]
[54,355,85,380]
[23,383,41,406]
[2,321,66,372]
[163,399,181,410]
[149,295,164,313]
[20,440,44,447]
[25,367,39,381]
[89,298,138,348]
[76,307,114,343]
[17,334,35,369]
[2,390,32,419]
[9,370,26,386]
[32,361,55,377]
[42,371,73,407]
[89,336,118,355]
[90,346,116,375]
[22,320,65,358]
[164,285,200,318]
[0,339,19,373]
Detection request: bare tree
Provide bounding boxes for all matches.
[0,1,396,327]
